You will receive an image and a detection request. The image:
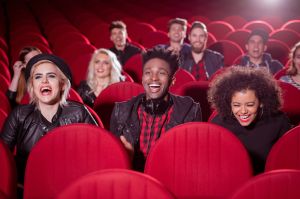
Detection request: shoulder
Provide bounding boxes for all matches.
[279,75,291,82]
[114,94,143,110]
[126,43,142,52]
[63,101,88,113]
[171,94,200,110]
[77,81,90,89]
[205,49,224,58]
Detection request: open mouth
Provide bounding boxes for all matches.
[149,83,161,92]
[40,87,52,95]
[238,115,251,122]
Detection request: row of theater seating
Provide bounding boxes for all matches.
[1,122,300,199]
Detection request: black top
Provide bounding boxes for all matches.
[110,43,142,65]
[77,81,96,108]
[0,101,97,183]
[211,112,291,174]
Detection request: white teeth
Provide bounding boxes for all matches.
[149,83,160,88]
[240,115,249,119]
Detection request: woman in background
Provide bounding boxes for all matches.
[77,48,124,107]
[280,41,300,89]
[7,46,42,107]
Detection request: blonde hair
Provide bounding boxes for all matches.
[27,60,71,106]
[86,48,124,92]
[287,41,300,76]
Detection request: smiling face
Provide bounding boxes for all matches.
[246,35,267,61]
[231,89,260,126]
[32,62,65,106]
[110,28,127,49]
[188,27,207,53]
[168,23,186,43]
[142,58,173,100]
[94,52,112,79]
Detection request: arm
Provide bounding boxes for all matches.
[9,61,25,92]
[82,105,98,126]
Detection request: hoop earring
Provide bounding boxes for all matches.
[259,106,264,119]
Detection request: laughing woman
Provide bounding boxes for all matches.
[0,54,97,186]
[208,66,291,174]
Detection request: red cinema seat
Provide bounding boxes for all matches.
[278,81,300,125]
[274,67,288,80]
[169,68,196,93]
[207,21,235,40]
[208,40,244,66]
[0,91,11,115]
[123,53,143,83]
[270,29,300,48]
[145,122,252,199]
[0,140,17,199]
[24,124,130,199]
[0,74,9,93]
[172,81,210,121]
[281,19,300,33]
[140,31,169,49]
[266,39,290,65]
[265,126,300,171]
[127,22,157,44]
[230,170,300,199]
[242,20,274,33]
[56,169,175,199]
[225,29,251,51]
[93,82,144,129]
[222,15,248,29]
[151,16,172,32]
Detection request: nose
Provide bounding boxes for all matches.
[151,73,159,81]
[42,76,49,83]
[240,106,248,114]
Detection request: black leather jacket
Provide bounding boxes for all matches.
[0,101,97,155]
[77,81,96,108]
[0,101,97,182]
[110,93,202,170]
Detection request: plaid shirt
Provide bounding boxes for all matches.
[191,59,207,80]
[138,105,174,157]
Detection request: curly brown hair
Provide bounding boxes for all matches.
[208,66,282,119]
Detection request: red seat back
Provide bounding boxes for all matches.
[145,122,252,199]
[56,169,175,199]
[93,82,144,129]
[230,170,300,199]
[0,140,17,199]
[265,126,300,171]
[24,124,130,199]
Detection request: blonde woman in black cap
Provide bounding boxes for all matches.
[0,54,98,187]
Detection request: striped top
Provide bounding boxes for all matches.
[280,75,300,90]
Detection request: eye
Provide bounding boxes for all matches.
[34,75,42,80]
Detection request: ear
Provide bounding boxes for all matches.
[167,32,171,39]
[264,44,267,51]
[245,43,249,51]
[170,76,176,86]
[110,34,113,42]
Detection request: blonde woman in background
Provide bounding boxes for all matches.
[77,48,125,107]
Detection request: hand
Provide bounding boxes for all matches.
[12,61,25,78]
[120,135,134,160]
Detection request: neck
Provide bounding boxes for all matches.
[38,103,60,122]
[192,51,204,63]
[96,76,111,86]
[170,41,183,48]
[115,43,126,51]
[249,56,263,65]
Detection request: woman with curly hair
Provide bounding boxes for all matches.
[208,66,291,174]
[280,41,300,89]
[77,48,125,108]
